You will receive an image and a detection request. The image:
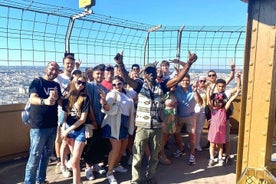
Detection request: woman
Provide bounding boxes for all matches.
[194,76,208,151]
[100,75,135,184]
[61,74,89,184]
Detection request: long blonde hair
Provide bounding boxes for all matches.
[66,74,88,118]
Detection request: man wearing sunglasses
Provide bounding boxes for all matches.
[207,60,236,93]
[114,51,197,184]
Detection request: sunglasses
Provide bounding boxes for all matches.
[77,80,86,86]
[199,80,206,83]
[208,74,216,77]
[112,82,123,87]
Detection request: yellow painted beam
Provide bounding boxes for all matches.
[237,0,276,182]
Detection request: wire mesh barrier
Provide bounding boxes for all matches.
[0,0,246,104]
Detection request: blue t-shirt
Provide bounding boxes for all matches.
[174,85,196,117]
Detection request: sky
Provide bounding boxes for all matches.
[0,0,249,68]
[53,0,248,27]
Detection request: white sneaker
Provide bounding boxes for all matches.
[85,167,95,180]
[65,159,72,170]
[113,165,127,173]
[106,173,118,184]
[60,165,71,178]
[93,164,106,174]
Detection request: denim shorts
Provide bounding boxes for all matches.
[67,126,86,142]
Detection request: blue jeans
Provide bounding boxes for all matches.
[24,127,57,184]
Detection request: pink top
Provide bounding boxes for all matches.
[207,108,227,144]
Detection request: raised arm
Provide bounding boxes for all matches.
[225,59,235,85]
[114,52,139,90]
[166,50,197,89]
[228,71,241,95]
[225,89,240,111]
[192,81,203,105]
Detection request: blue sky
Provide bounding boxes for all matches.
[55,0,248,26]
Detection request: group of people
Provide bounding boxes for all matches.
[24,50,241,184]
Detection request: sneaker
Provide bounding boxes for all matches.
[49,156,57,163]
[172,149,186,157]
[85,167,95,180]
[36,180,49,184]
[195,146,202,152]
[208,159,215,166]
[188,154,196,165]
[159,155,171,165]
[65,159,72,170]
[106,173,118,184]
[217,159,224,166]
[60,165,72,178]
[93,164,106,174]
[55,162,61,174]
[128,155,133,166]
[225,155,233,165]
[113,165,128,173]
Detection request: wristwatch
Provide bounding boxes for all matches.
[40,98,45,105]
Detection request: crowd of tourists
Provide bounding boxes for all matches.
[24,51,241,184]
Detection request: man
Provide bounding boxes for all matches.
[84,64,109,180]
[173,74,203,165]
[85,67,94,82]
[24,61,62,184]
[207,60,235,93]
[54,54,75,177]
[114,51,197,184]
[101,65,114,91]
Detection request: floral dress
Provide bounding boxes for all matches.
[163,91,177,134]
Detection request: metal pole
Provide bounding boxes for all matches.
[64,9,93,54]
[143,25,162,66]
[176,25,185,69]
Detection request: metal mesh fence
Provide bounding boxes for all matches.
[0,0,246,104]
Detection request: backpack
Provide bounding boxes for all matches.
[21,77,42,126]
[21,100,31,126]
